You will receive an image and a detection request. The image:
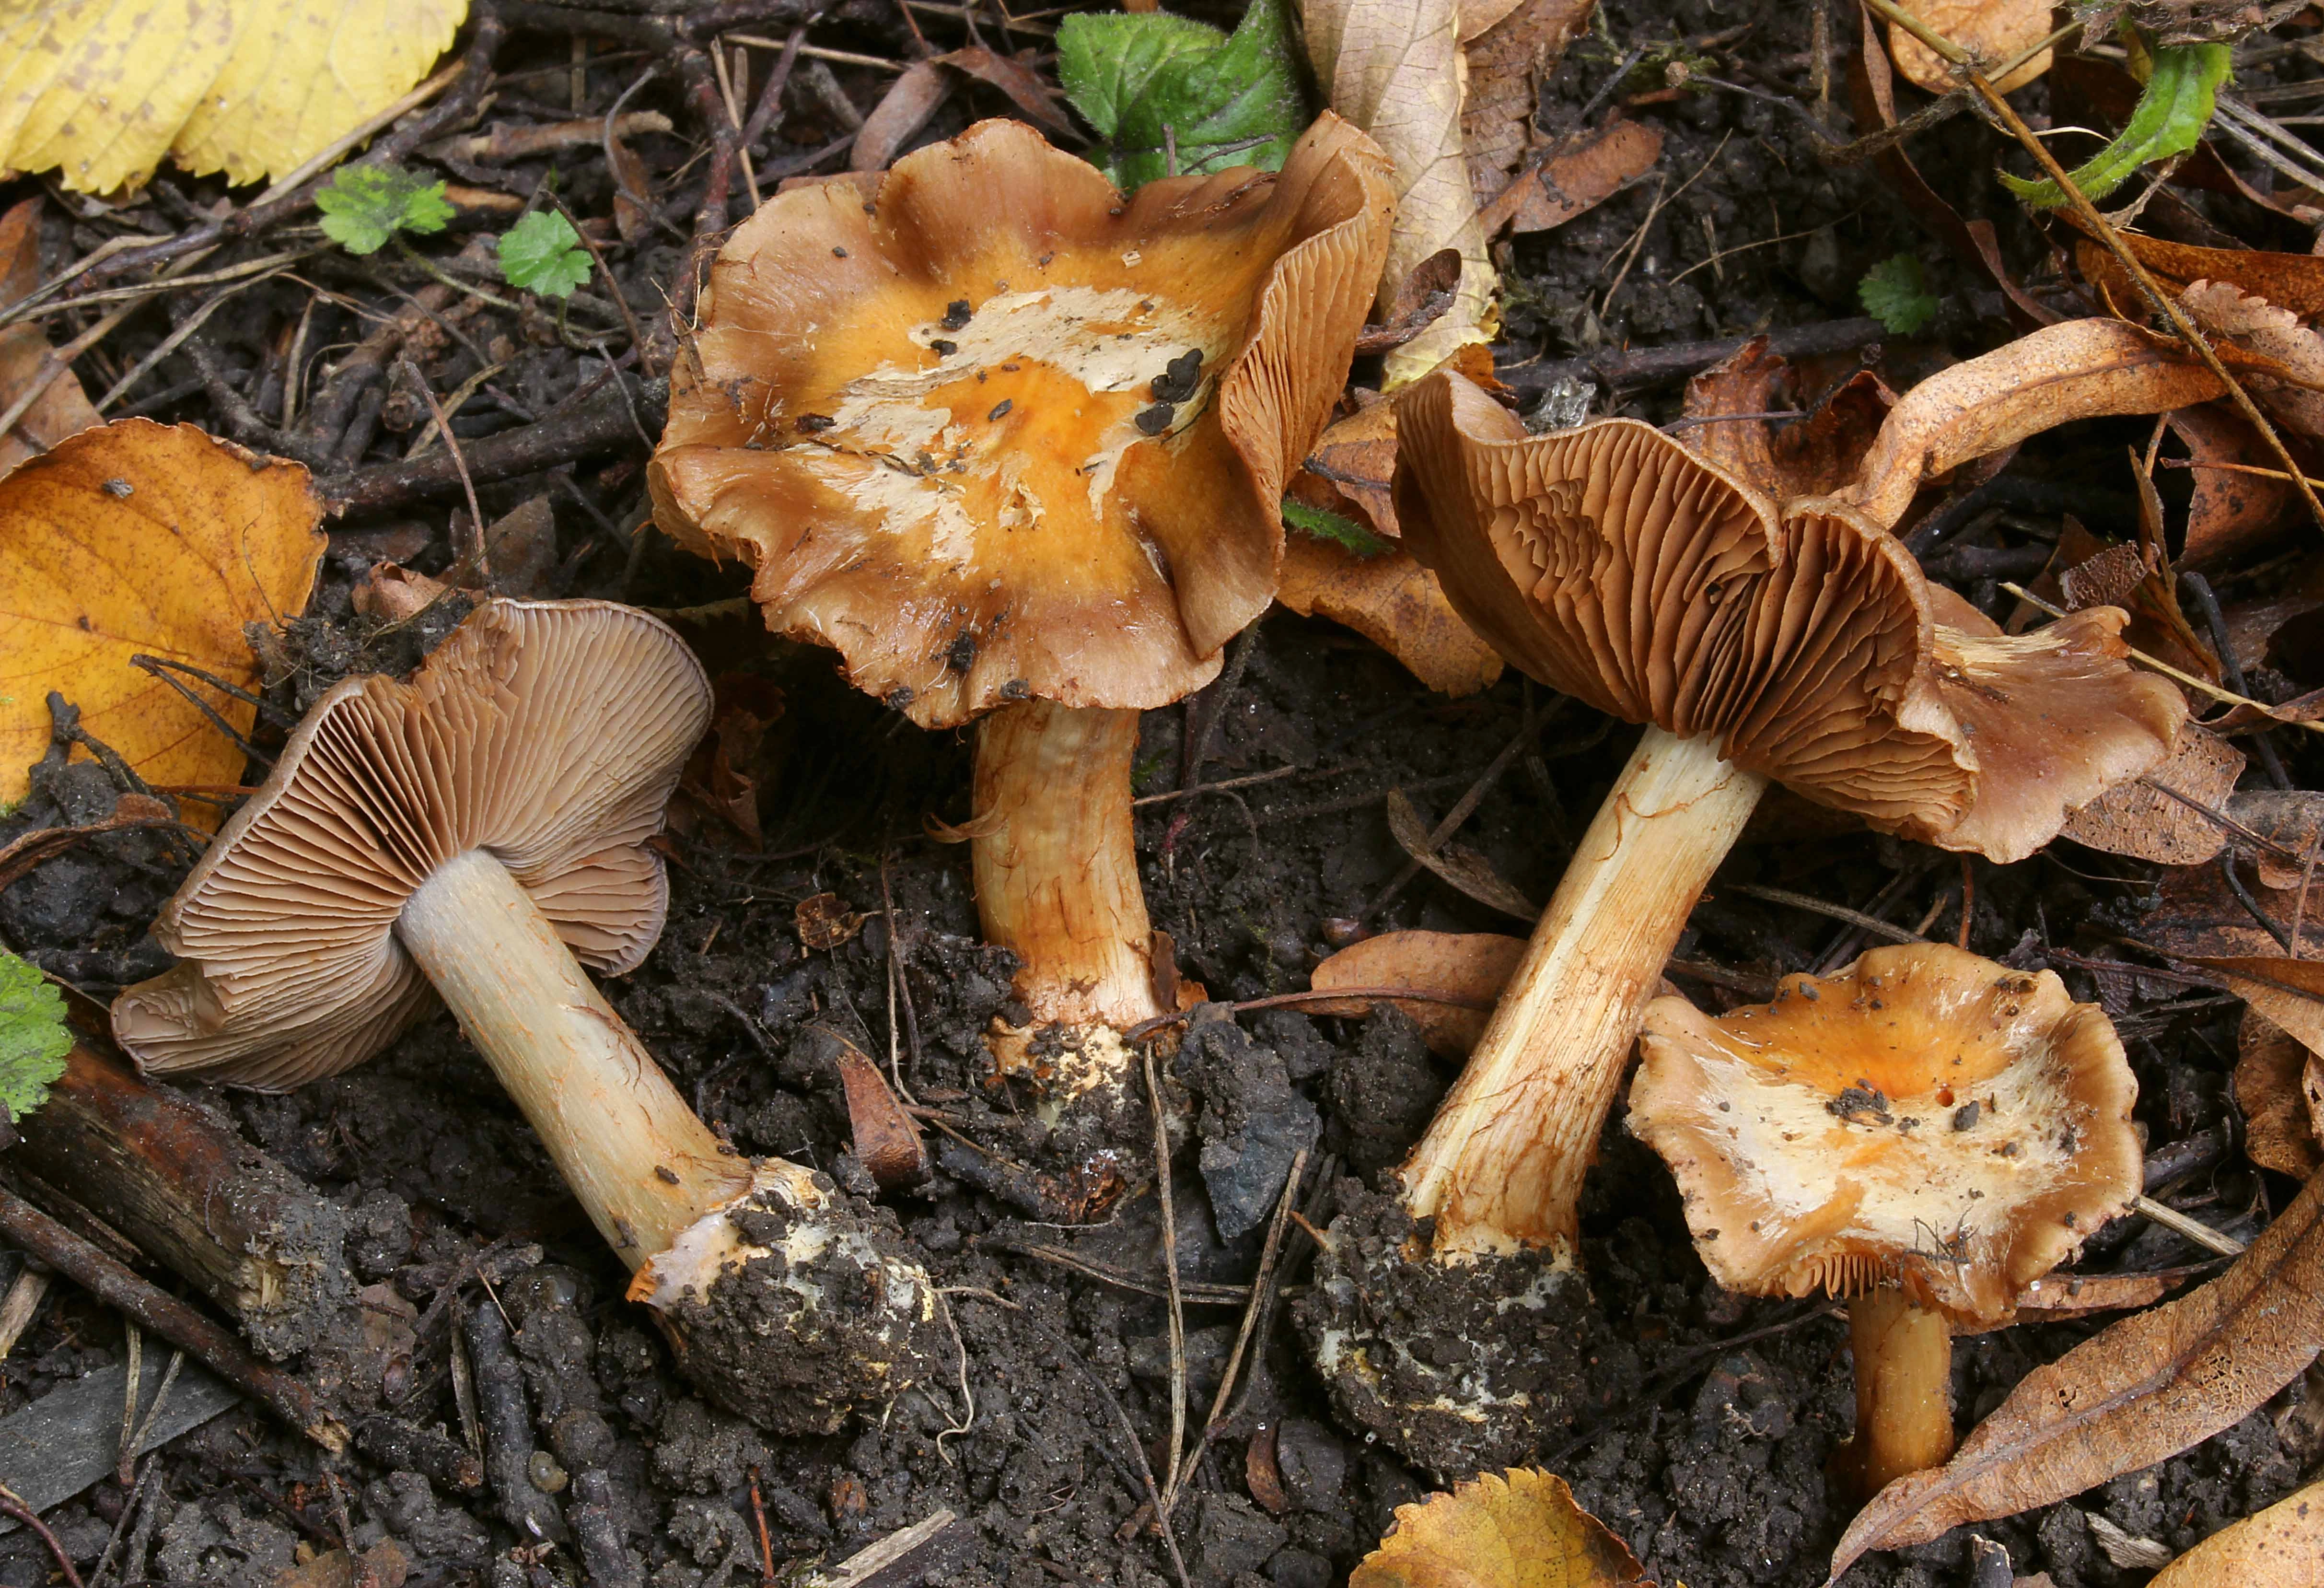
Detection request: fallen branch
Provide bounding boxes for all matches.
[320,375,668,513]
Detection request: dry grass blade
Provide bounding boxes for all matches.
[1829,1172,2324,1580]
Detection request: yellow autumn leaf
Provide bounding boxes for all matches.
[1351,1469,1650,1588]
[0,0,467,192]
[0,420,324,813]
[2149,1474,2324,1587]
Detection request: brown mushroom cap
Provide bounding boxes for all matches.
[649,115,1395,728]
[1629,945,2141,1325]
[1391,369,2188,861]
[112,600,712,1089]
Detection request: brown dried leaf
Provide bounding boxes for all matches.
[2167,406,2294,574]
[935,47,1075,137]
[2067,216,2324,319]
[1889,0,2051,94]
[2011,1270,2175,1319]
[2177,282,2324,439]
[2233,1010,2322,1179]
[1352,1468,1647,1588]
[1831,1172,2324,1576]
[825,1027,930,1191]
[678,673,784,848]
[1459,0,1593,196]
[1277,534,1503,697]
[1384,788,1537,919]
[2060,725,2243,866]
[350,562,451,623]
[1479,119,1662,237]
[796,892,864,951]
[1292,399,1400,533]
[851,60,949,172]
[1246,1426,1290,1515]
[2148,1474,2324,1587]
[0,198,100,474]
[1306,929,1525,1055]
[1303,0,1494,379]
[1844,320,2227,531]
[2228,791,2324,889]
[0,790,174,892]
[608,131,652,245]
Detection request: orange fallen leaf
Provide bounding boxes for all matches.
[1832,1172,2324,1577]
[0,420,322,815]
[1278,536,1503,697]
[2147,1473,2324,1587]
[2232,1011,2322,1179]
[1294,400,1400,534]
[0,198,100,474]
[1306,930,1524,1055]
[2167,406,2294,574]
[1479,119,1662,236]
[1352,1468,1647,1588]
[1459,0,1593,199]
[2068,215,2324,319]
[1888,0,2050,96]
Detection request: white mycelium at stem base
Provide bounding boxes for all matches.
[973,699,1164,1092]
[1400,727,1768,1259]
[395,848,752,1264]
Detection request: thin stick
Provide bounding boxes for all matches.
[0,1268,50,1359]
[1728,882,1929,944]
[1142,1047,1186,1512]
[116,1323,141,1487]
[747,1468,780,1588]
[0,1481,85,1588]
[546,192,651,359]
[1126,984,1498,1043]
[1867,0,2324,529]
[398,359,486,581]
[2132,1193,2246,1256]
[2004,583,2324,736]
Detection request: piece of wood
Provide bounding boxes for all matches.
[10,1040,352,1360]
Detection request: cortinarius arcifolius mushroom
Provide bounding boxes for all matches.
[650,115,1394,1100]
[1630,944,2142,1497]
[111,599,940,1434]
[1294,326,2191,1477]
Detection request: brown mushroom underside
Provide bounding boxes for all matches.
[649,115,1395,728]
[114,600,711,1090]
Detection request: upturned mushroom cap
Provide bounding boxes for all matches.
[1391,369,2188,861]
[112,600,712,1089]
[650,115,1396,728]
[1629,945,2141,1325]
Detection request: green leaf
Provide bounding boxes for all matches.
[1057,0,1308,191]
[1858,254,1939,336]
[1284,497,1391,559]
[315,163,454,256]
[2002,40,2232,208]
[498,210,593,299]
[0,953,70,1125]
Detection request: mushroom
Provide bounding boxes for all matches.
[109,599,939,1434]
[1291,338,2187,1476]
[650,116,1394,1098]
[1628,944,2142,1496]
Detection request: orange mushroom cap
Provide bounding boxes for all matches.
[1629,945,2142,1326]
[1391,369,2188,861]
[650,116,1396,728]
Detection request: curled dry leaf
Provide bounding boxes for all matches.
[0,420,323,813]
[2147,1473,2324,1588]
[2177,281,2324,439]
[0,0,468,190]
[0,199,99,473]
[2166,406,2294,574]
[1460,0,1596,198]
[1305,930,1525,1055]
[2067,215,2324,319]
[852,61,952,172]
[1351,1468,1648,1588]
[1293,400,1400,532]
[1277,535,1503,696]
[1302,0,1494,381]
[1889,0,2052,95]
[825,1028,930,1191]
[2232,1011,2323,1179]
[0,790,176,893]
[1384,788,1537,920]
[796,893,865,952]
[1830,1172,2324,1578]
[2059,725,2243,866]
[1479,119,1663,237]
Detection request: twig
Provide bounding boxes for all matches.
[747,1468,780,1588]
[1726,882,1929,944]
[1125,985,1498,1044]
[2131,1193,2247,1256]
[0,1481,85,1588]
[1142,1047,1187,1511]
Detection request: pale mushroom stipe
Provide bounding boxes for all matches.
[649,115,1395,1108]
[1293,327,2190,1479]
[1629,944,2143,1497]
[110,600,940,1435]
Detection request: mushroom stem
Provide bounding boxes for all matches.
[973,698,1164,1065]
[396,848,754,1263]
[1401,726,1768,1257]
[1843,1286,1957,1497]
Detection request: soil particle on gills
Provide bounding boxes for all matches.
[1294,1178,1618,1482]
[637,1160,944,1436]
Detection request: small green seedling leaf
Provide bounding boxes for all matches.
[315,163,454,256]
[1057,0,1306,190]
[1858,254,1940,336]
[2002,40,2231,208]
[0,952,70,1125]
[1284,498,1391,559]
[498,211,593,299]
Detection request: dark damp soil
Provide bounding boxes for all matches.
[3,3,2323,1588]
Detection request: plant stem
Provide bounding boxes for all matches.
[974,700,1164,1086]
[1843,1286,1956,1497]
[396,848,752,1263]
[1401,727,1768,1257]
